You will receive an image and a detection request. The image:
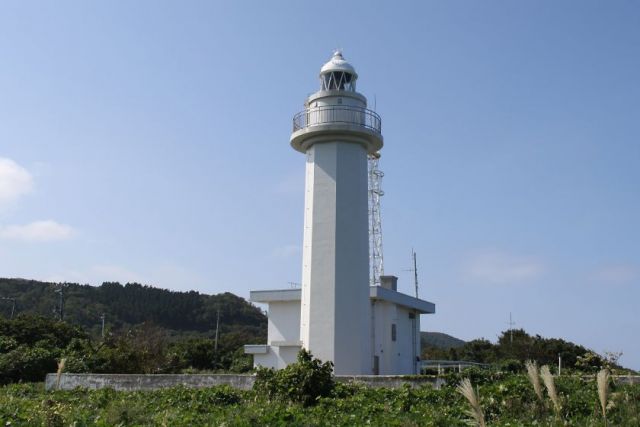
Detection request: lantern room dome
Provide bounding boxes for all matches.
[320,50,357,76]
[319,51,358,92]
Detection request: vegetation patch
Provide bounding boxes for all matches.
[1,372,639,426]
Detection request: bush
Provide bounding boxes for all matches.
[254,349,334,407]
[499,359,523,373]
[0,344,59,384]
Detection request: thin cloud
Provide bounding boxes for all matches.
[593,265,638,285]
[0,157,33,207]
[0,220,75,242]
[465,250,545,285]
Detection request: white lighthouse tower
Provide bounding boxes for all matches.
[245,52,435,376]
[291,51,383,374]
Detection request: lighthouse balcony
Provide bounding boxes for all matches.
[291,105,383,153]
[293,105,381,133]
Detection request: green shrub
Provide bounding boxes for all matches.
[0,344,58,384]
[499,358,523,373]
[254,349,334,407]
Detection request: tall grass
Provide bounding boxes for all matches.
[597,368,610,426]
[56,358,66,390]
[540,365,561,416]
[456,378,486,427]
[525,360,543,402]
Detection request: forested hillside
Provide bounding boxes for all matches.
[422,328,630,373]
[0,278,266,340]
[0,278,268,383]
[421,331,466,350]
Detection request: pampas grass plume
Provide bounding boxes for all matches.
[540,365,561,415]
[456,378,486,427]
[525,360,543,402]
[56,358,66,390]
[597,368,610,425]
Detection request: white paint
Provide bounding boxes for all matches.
[299,141,371,374]
[246,293,302,370]
[371,301,421,375]
[267,300,301,345]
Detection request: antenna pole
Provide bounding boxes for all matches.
[413,249,419,298]
[368,153,384,286]
[101,313,105,338]
[507,312,516,344]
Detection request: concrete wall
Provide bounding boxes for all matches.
[267,300,300,344]
[372,302,421,375]
[45,373,442,391]
[253,345,300,370]
[45,373,640,392]
[45,373,256,391]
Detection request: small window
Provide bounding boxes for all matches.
[391,324,397,342]
[408,313,415,319]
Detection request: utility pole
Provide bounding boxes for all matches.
[507,312,516,344]
[100,314,105,338]
[558,354,562,376]
[412,249,419,299]
[403,249,420,298]
[54,286,66,321]
[214,308,220,351]
[1,297,16,319]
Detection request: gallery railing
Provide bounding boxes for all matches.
[292,105,382,133]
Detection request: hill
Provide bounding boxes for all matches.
[0,278,266,341]
[421,331,466,350]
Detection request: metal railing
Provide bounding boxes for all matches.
[419,360,492,374]
[292,105,382,133]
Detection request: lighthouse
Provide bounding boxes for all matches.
[244,52,435,376]
[291,51,383,374]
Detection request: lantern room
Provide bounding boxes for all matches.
[319,50,358,92]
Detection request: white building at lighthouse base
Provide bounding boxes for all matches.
[244,276,435,375]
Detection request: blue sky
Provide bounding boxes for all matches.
[1,1,639,369]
